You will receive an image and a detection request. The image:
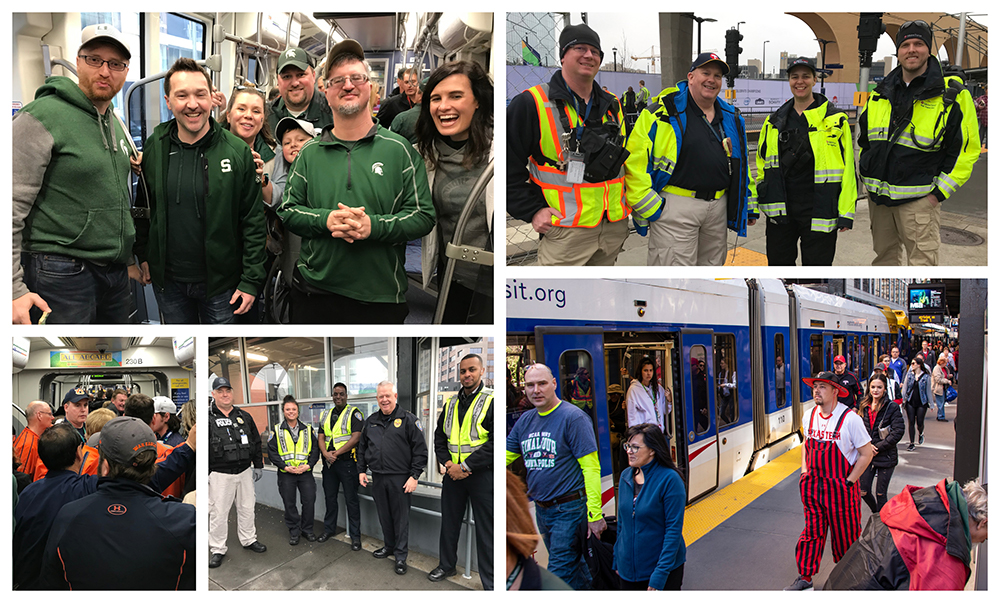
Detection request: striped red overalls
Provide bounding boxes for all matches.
[795,406,862,577]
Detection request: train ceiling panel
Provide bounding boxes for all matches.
[314,13,399,52]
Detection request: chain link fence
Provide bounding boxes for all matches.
[506,13,569,265]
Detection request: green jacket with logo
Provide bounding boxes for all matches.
[277,124,435,304]
[12,76,135,299]
[134,118,266,297]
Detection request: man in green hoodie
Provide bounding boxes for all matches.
[278,40,434,323]
[13,24,138,324]
[133,58,265,323]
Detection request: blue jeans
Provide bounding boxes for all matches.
[154,279,236,324]
[534,497,592,590]
[21,252,132,324]
[935,393,946,420]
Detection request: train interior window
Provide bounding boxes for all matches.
[690,344,710,435]
[775,334,787,408]
[714,334,737,427]
[559,350,595,418]
[809,335,823,379]
[506,337,535,422]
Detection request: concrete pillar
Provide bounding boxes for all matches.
[658,14,693,93]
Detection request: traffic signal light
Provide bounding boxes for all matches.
[857,13,885,67]
[725,28,743,87]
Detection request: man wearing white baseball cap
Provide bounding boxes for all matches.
[13,23,140,325]
[153,396,184,447]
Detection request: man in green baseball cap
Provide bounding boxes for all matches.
[271,46,333,137]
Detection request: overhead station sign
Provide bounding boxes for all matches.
[908,283,947,326]
[50,351,122,368]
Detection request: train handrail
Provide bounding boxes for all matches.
[432,159,494,324]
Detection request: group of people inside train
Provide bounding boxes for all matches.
[13,390,198,589]
[13,23,494,325]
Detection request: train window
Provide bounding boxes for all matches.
[775,334,787,409]
[82,12,141,119]
[559,350,595,415]
[809,335,823,379]
[690,345,710,435]
[714,335,737,427]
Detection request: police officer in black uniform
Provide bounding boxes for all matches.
[357,380,427,576]
[317,382,365,548]
[429,354,494,589]
[208,377,266,568]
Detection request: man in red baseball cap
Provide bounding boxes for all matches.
[786,371,873,590]
[831,355,862,410]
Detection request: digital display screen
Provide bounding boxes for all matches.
[908,286,944,311]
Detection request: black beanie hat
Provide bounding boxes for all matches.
[896,21,934,51]
[559,23,604,60]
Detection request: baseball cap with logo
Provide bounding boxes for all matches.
[99,417,157,466]
[277,47,313,73]
[212,377,233,391]
[80,23,132,60]
[833,355,847,364]
[787,57,817,76]
[275,116,318,142]
[690,52,730,75]
[62,386,91,406]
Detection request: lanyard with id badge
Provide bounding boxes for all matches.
[702,112,733,174]
[561,95,593,184]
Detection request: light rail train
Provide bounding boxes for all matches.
[506,279,898,513]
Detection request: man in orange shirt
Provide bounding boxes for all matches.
[15,400,54,480]
[125,393,186,498]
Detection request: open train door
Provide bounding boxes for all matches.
[535,326,616,516]
[679,329,719,502]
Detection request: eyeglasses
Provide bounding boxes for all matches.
[622,442,647,454]
[569,44,601,57]
[326,74,370,89]
[79,55,128,72]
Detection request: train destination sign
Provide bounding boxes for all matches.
[50,351,123,368]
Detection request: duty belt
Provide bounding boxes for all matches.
[533,488,585,508]
[663,184,726,201]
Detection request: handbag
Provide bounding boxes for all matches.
[945,385,958,403]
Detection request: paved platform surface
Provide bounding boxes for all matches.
[208,503,479,591]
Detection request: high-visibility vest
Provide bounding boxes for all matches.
[755,97,856,232]
[525,83,628,228]
[274,423,312,471]
[639,86,650,103]
[861,73,980,201]
[444,388,493,464]
[322,405,359,451]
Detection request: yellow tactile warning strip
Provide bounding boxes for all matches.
[725,247,768,265]
[683,445,802,546]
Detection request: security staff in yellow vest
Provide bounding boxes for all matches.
[266,395,320,545]
[755,58,856,265]
[859,20,981,266]
[507,23,630,266]
[316,382,365,548]
[638,80,651,111]
[358,381,428,575]
[429,353,494,589]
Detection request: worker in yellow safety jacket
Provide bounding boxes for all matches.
[755,57,856,266]
[507,23,630,266]
[859,20,981,266]
[267,395,320,545]
[316,383,365,547]
[430,353,494,588]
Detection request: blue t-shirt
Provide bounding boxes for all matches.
[506,401,598,503]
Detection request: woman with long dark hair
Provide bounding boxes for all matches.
[614,423,686,590]
[624,357,671,431]
[902,355,932,451]
[856,374,904,513]
[415,60,493,323]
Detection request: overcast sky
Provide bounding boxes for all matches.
[569,12,989,76]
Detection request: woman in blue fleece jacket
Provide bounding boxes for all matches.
[614,423,687,590]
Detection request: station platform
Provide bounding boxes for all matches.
[209,503,480,591]
[682,398,966,590]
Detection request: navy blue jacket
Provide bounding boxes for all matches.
[40,479,196,589]
[613,460,687,589]
[13,444,193,590]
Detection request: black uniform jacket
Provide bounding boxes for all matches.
[209,401,263,473]
[357,403,428,478]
